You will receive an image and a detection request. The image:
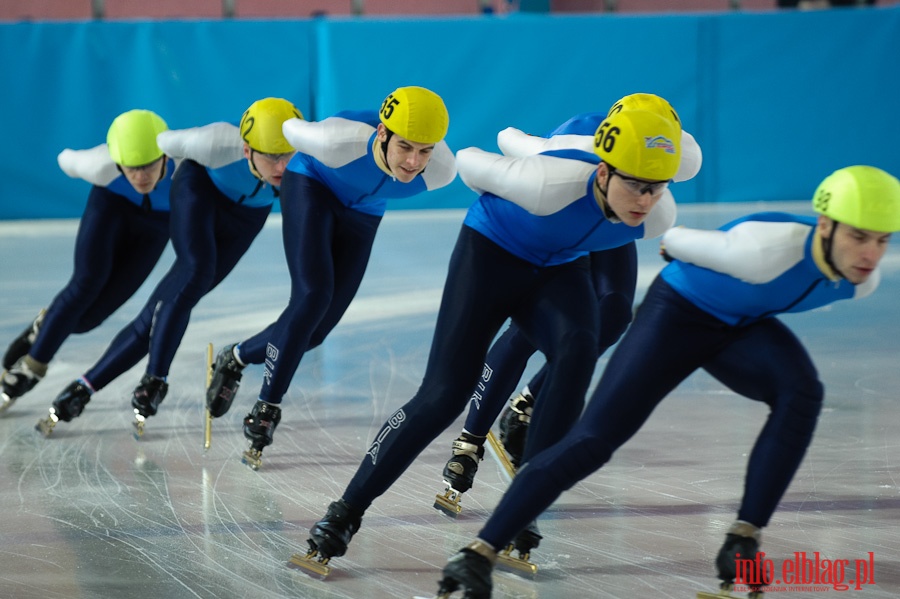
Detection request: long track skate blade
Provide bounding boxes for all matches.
[242,448,262,470]
[496,548,538,577]
[433,488,462,518]
[289,551,332,578]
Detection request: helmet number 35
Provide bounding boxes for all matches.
[380,95,401,119]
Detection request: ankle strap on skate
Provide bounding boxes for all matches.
[452,435,485,461]
[466,540,497,565]
[728,520,762,542]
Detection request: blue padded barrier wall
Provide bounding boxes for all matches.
[1,7,898,218]
[0,20,314,219]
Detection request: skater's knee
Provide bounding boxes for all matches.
[409,384,470,427]
[180,271,216,300]
[536,433,612,490]
[286,288,333,324]
[74,313,106,333]
[596,293,632,349]
[550,328,598,374]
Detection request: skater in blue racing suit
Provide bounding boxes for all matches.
[436,164,900,599]
[0,110,172,414]
[298,105,684,571]
[203,86,457,468]
[439,94,702,506]
[37,98,301,431]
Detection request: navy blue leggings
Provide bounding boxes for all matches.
[85,160,270,388]
[342,225,600,511]
[478,276,824,549]
[30,187,169,364]
[462,242,637,463]
[236,172,381,404]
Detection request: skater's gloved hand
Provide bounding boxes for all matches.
[659,241,674,263]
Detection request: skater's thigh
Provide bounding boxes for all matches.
[703,318,820,406]
[590,242,638,303]
[514,258,598,358]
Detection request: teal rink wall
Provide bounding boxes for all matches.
[1,6,899,219]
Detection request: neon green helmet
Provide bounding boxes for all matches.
[813,165,900,233]
[240,98,303,154]
[593,109,681,181]
[106,109,168,167]
[379,86,449,144]
[607,92,682,132]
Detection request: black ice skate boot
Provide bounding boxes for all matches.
[2,310,45,371]
[498,389,533,467]
[35,379,93,436]
[435,432,486,517]
[437,541,496,599]
[713,521,767,598]
[291,499,365,578]
[0,355,48,414]
[241,400,281,470]
[206,344,245,418]
[131,374,168,438]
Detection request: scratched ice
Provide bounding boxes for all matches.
[1,205,899,598]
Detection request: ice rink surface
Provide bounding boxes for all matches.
[1,203,899,599]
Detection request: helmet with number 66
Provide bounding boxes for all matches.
[593,109,681,182]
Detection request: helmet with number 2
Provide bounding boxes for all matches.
[813,166,900,233]
[240,98,303,154]
[379,86,449,144]
[593,109,681,182]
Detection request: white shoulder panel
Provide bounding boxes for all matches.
[641,189,677,239]
[854,268,880,299]
[57,144,120,187]
[421,141,457,190]
[157,122,243,168]
[283,117,373,169]
[456,147,594,216]
[663,220,809,284]
[496,127,593,157]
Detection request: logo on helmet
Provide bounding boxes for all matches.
[644,136,677,154]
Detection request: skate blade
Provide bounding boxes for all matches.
[35,413,58,437]
[204,408,212,451]
[697,584,738,599]
[242,448,262,470]
[0,392,15,415]
[204,343,213,451]
[485,430,517,480]
[496,546,538,577]
[288,550,332,578]
[133,413,146,440]
[433,488,462,518]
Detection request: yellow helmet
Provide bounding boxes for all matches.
[593,109,681,181]
[379,86,449,144]
[813,165,900,233]
[607,92,682,132]
[106,109,168,167]
[240,98,303,154]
